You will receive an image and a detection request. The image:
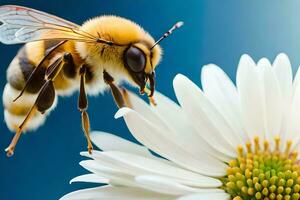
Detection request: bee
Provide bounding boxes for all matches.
[0,5,183,156]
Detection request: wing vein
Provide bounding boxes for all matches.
[0,5,100,44]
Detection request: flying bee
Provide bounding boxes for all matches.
[0,5,183,156]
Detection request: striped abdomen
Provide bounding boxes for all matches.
[3,41,80,131]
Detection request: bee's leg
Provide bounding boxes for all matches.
[121,88,132,108]
[143,87,157,106]
[13,40,67,102]
[5,105,37,156]
[5,80,55,156]
[5,53,68,156]
[103,70,126,108]
[78,65,93,154]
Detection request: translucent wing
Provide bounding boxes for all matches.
[0,5,98,44]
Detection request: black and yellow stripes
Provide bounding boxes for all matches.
[3,40,79,131]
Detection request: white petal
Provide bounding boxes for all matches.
[136,175,223,196]
[150,91,190,134]
[124,90,169,131]
[60,186,172,200]
[126,91,228,162]
[201,64,247,144]
[237,54,265,140]
[286,62,300,144]
[293,65,300,96]
[150,91,231,162]
[83,151,222,188]
[91,131,153,157]
[115,108,227,177]
[177,192,229,200]
[272,53,293,145]
[258,58,282,142]
[173,74,236,157]
[79,160,137,187]
[286,77,300,145]
[273,53,293,104]
[70,174,109,184]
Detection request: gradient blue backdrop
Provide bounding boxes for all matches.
[1,0,300,199]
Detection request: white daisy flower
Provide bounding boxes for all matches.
[61,53,300,200]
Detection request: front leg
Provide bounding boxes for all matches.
[78,65,93,154]
[103,70,126,108]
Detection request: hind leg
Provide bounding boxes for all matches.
[5,53,68,156]
[5,80,56,156]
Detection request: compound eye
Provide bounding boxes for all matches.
[124,46,146,72]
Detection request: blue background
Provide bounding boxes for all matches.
[1,0,300,199]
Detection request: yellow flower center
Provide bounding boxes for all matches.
[222,137,300,200]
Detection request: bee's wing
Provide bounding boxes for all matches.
[0,5,97,44]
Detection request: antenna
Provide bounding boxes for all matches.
[151,21,184,50]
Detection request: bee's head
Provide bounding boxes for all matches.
[123,42,161,97]
[123,21,183,97]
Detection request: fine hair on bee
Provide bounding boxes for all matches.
[0,5,183,157]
